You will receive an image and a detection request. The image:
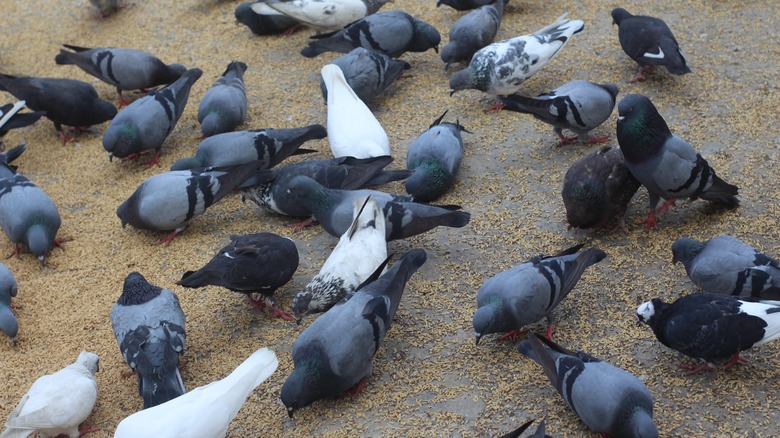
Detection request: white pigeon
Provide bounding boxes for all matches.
[114,347,278,438]
[1,351,99,438]
[291,196,388,323]
[259,0,389,33]
[322,64,390,159]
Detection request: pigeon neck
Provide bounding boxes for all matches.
[25,223,52,257]
[618,109,670,163]
[118,276,163,305]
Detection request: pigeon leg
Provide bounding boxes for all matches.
[584,134,610,144]
[154,230,181,246]
[178,356,188,372]
[79,425,101,436]
[630,65,655,82]
[483,101,505,113]
[556,134,579,147]
[340,377,368,400]
[144,150,161,168]
[498,328,528,342]
[248,295,295,321]
[543,322,555,341]
[7,244,22,259]
[58,129,74,145]
[288,217,318,232]
[723,353,750,369]
[281,24,300,36]
[122,153,143,161]
[121,369,137,379]
[608,216,629,234]
[638,211,658,230]
[678,361,715,376]
[654,198,676,215]
[53,236,72,250]
[117,91,130,108]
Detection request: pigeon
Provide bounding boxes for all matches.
[55,45,187,106]
[287,175,471,240]
[281,248,426,416]
[0,262,18,344]
[405,110,469,202]
[498,81,619,145]
[440,0,504,70]
[117,161,260,245]
[240,155,410,217]
[198,61,248,138]
[672,235,780,301]
[449,14,584,99]
[0,74,117,144]
[320,48,410,104]
[0,351,99,438]
[170,124,324,171]
[291,196,388,323]
[0,144,63,265]
[436,0,498,11]
[234,2,299,35]
[561,145,641,230]
[637,292,780,374]
[616,94,739,228]
[300,11,441,58]
[114,348,278,438]
[110,272,186,408]
[499,419,551,438]
[611,8,691,82]
[517,333,658,437]
[177,233,299,320]
[102,68,202,167]
[473,244,606,344]
[89,0,125,17]
[321,64,390,159]
[257,0,390,33]
[0,101,45,141]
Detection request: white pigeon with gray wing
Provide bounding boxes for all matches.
[0,262,18,344]
[258,0,389,32]
[440,0,504,69]
[198,61,248,138]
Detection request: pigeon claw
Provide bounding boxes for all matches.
[144,150,162,169]
[78,425,101,436]
[340,377,368,400]
[555,135,579,147]
[288,217,317,232]
[723,353,750,369]
[154,230,181,246]
[498,328,528,342]
[677,361,716,376]
[638,211,659,230]
[483,101,505,113]
[584,134,610,145]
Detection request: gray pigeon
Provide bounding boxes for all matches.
[55,44,186,106]
[436,0,498,11]
[473,244,606,344]
[611,8,691,82]
[498,81,619,145]
[300,11,441,58]
[281,248,426,416]
[0,144,63,265]
[405,110,469,202]
[616,94,739,228]
[89,0,125,17]
[672,235,780,301]
[235,2,299,35]
[117,161,259,245]
[0,74,117,144]
[320,48,410,104]
[256,0,390,33]
[198,61,248,138]
[440,0,503,70]
[110,272,186,409]
[0,101,45,141]
[0,262,18,344]
[241,155,410,218]
[517,333,658,437]
[287,175,471,240]
[170,124,324,171]
[561,145,641,230]
[103,68,202,167]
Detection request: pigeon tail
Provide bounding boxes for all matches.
[496,94,550,116]
[362,169,412,187]
[211,348,278,420]
[0,142,27,165]
[699,174,739,209]
[658,37,691,75]
[140,366,186,409]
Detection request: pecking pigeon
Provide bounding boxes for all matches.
[611,8,691,82]
[89,0,125,17]
[320,48,410,104]
[256,0,390,33]
[291,196,388,323]
[198,61,248,138]
[473,244,606,344]
[177,233,299,320]
[281,249,426,416]
[234,2,299,35]
[637,292,780,374]
[1,351,99,438]
[114,348,278,438]
[0,101,45,141]
[517,334,658,437]
[436,0,497,11]
[440,0,504,70]
[616,94,739,228]
[0,262,18,344]
[110,272,186,408]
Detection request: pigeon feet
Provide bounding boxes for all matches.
[58,130,75,145]
[121,369,137,379]
[79,425,101,436]
[248,296,296,321]
[154,230,181,246]
[288,217,318,232]
[483,102,505,113]
[556,135,579,147]
[498,328,529,342]
[7,244,22,259]
[282,24,300,36]
[144,151,162,168]
[117,92,130,108]
[584,134,610,145]
[677,361,715,376]
[341,377,368,400]
[630,65,655,82]
[543,323,555,341]
[724,353,749,369]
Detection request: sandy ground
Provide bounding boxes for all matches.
[1,0,780,436]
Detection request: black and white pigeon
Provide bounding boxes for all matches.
[170,124,324,171]
[498,81,619,146]
[611,8,691,82]
[473,244,606,344]
[55,44,186,106]
[672,235,780,301]
[287,175,471,240]
[234,2,299,35]
[0,101,45,141]
[291,196,388,324]
[637,292,780,374]
[405,110,469,202]
[561,145,641,230]
[177,233,299,321]
[0,74,117,144]
[281,248,426,416]
[517,333,658,437]
[320,48,410,104]
[103,68,202,167]
[198,61,248,138]
[0,262,18,344]
[499,419,551,438]
[116,161,259,245]
[110,272,186,409]
[300,11,441,58]
[0,144,63,265]
[256,0,390,33]
[89,0,125,17]
[449,14,584,99]
[616,94,739,228]
[440,0,504,70]
[240,155,410,218]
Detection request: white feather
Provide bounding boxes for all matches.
[263,0,367,31]
[738,301,780,346]
[0,100,26,132]
[642,47,665,59]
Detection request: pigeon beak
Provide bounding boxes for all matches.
[617,115,624,121]
[434,45,439,54]
[108,153,114,162]
[449,89,456,97]
[636,314,644,326]
[287,407,295,418]
[475,333,481,345]
[38,255,45,267]
[11,336,17,345]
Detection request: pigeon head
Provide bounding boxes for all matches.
[616,94,671,163]
[103,121,140,161]
[95,99,118,122]
[291,289,312,324]
[624,406,658,438]
[25,223,54,264]
[0,305,18,343]
[365,0,391,14]
[155,63,187,85]
[448,67,477,95]
[280,360,331,417]
[170,155,203,171]
[440,42,461,69]
[410,19,441,54]
[671,237,705,272]
[0,264,18,300]
[287,175,333,212]
[75,350,100,375]
[405,161,454,203]
[117,272,163,306]
[563,179,608,229]
[636,300,657,324]
[200,113,227,138]
[472,299,508,345]
[611,8,633,25]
